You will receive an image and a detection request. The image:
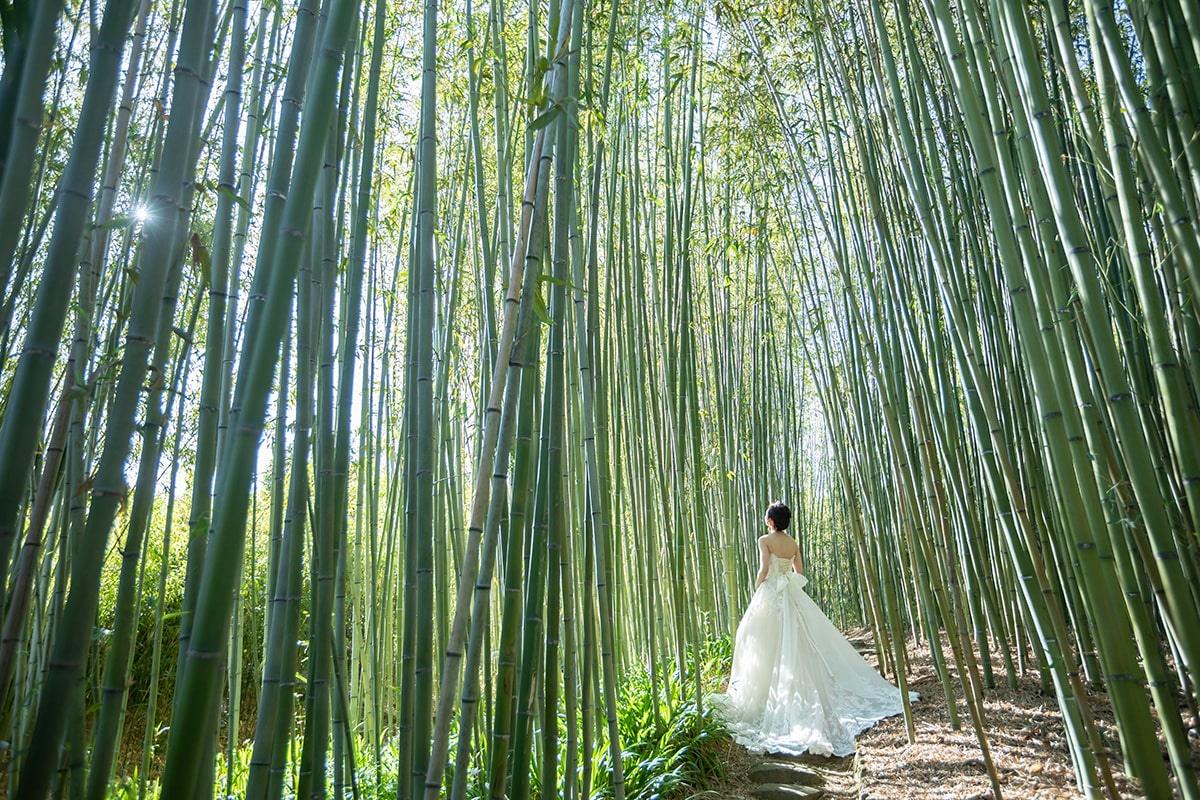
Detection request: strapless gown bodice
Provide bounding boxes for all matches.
[766,553,801,578]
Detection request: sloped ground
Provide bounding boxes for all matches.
[708,634,1199,799]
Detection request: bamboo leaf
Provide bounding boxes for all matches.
[97,214,136,230]
[533,287,554,326]
[216,184,250,210]
[530,102,564,131]
[189,232,211,287]
[540,273,585,292]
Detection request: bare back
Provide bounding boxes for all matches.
[755,530,804,587]
[761,531,799,559]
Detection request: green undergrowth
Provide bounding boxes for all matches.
[102,638,736,800]
[588,636,734,800]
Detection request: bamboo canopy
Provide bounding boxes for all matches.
[0,0,1197,798]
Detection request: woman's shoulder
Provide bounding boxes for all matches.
[762,532,799,557]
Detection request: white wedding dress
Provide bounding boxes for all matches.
[709,554,913,757]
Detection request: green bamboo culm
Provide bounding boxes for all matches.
[724,0,1200,792]
[5,0,1200,798]
[0,0,67,302]
[0,0,139,595]
[11,0,212,794]
[156,0,360,793]
[401,0,440,796]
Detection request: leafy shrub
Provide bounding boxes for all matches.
[589,638,734,800]
[92,495,274,780]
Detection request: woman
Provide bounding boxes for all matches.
[709,501,913,757]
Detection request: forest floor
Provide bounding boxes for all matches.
[706,631,1198,799]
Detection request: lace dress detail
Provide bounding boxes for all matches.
[709,555,914,757]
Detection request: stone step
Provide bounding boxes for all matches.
[747,761,824,788]
[749,783,824,800]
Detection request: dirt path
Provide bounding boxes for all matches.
[706,633,1178,799]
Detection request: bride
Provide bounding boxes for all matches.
[709,502,914,757]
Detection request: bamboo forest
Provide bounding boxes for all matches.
[2,0,1200,796]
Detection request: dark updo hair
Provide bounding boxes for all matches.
[766,501,791,532]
